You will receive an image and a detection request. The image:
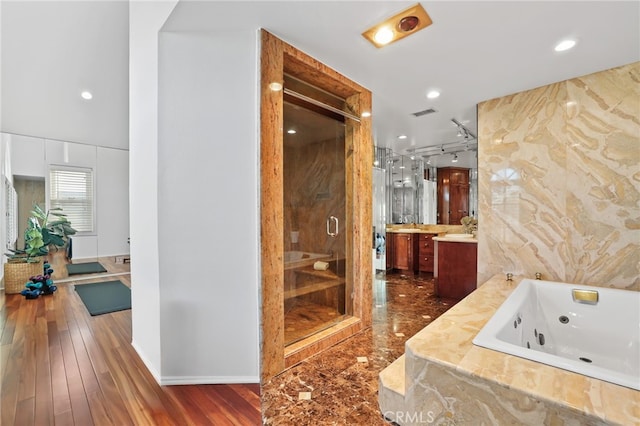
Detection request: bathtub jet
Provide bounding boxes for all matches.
[473,278,640,391]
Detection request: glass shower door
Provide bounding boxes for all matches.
[282,97,350,346]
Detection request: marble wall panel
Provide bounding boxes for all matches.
[478,62,640,289]
[284,136,346,258]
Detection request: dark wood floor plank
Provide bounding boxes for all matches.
[206,384,262,424]
[2,256,260,426]
[48,319,73,419]
[13,396,35,426]
[34,315,54,426]
[1,295,29,426]
[96,371,135,426]
[58,313,94,425]
[17,300,38,403]
[166,385,237,426]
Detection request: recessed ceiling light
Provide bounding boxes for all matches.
[373,27,394,45]
[81,91,93,100]
[287,129,296,134]
[362,3,433,48]
[361,111,372,118]
[554,39,576,52]
[269,82,283,91]
[426,90,440,99]
[398,135,407,140]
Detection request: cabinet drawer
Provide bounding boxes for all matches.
[418,255,434,272]
[417,234,436,253]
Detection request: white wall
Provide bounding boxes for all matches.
[11,134,45,178]
[129,0,178,383]
[96,147,130,257]
[156,30,259,383]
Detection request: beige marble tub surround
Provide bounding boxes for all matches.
[260,30,372,382]
[379,274,640,425]
[478,62,640,290]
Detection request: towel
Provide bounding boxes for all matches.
[313,261,329,271]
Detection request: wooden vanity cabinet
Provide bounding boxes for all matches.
[437,167,470,225]
[435,240,477,300]
[385,232,394,271]
[416,233,437,273]
[392,233,413,271]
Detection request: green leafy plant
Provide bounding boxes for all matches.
[5,205,77,263]
[461,216,478,235]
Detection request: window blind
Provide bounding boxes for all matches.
[49,167,94,233]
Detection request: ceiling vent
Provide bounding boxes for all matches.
[412,108,437,117]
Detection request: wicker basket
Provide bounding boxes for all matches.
[3,260,43,294]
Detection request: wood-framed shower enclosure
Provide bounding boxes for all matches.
[260,30,373,381]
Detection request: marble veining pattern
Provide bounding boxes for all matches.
[477,62,640,289]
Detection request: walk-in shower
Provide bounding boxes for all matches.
[282,81,352,345]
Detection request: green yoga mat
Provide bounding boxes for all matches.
[74,280,131,316]
[66,262,107,275]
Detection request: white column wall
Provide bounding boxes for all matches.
[96,147,130,257]
[157,30,260,383]
[129,0,178,382]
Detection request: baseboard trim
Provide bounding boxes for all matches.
[131,340,162,385]
[159,375,260,386]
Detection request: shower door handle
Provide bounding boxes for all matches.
[327,216,339,237]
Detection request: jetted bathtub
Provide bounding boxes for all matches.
[473,278,640,390]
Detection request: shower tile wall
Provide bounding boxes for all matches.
[478,61,640,289]
[284,137,346,258]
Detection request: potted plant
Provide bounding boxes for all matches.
[4,205,76,293]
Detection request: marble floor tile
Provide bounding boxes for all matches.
[262,272,457,425]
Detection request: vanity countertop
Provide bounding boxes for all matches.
[433,235,478,243]
[385,224,464,234]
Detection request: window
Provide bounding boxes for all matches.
[49,167,94,233]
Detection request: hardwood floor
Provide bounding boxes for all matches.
[0,255,260,426]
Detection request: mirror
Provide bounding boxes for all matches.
[374,147,478,225]
[1,132,129,269]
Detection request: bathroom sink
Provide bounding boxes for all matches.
[446,233,474,238]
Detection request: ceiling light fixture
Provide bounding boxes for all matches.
[398,135,408,140]
[361,111,372,118]
[81,91,93,100]
[426,90,440,99]
[452,153,458,163]
[287,129,296,134]
[269,82,283,91]
[362,3,433,48]
[554,39,576,52]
